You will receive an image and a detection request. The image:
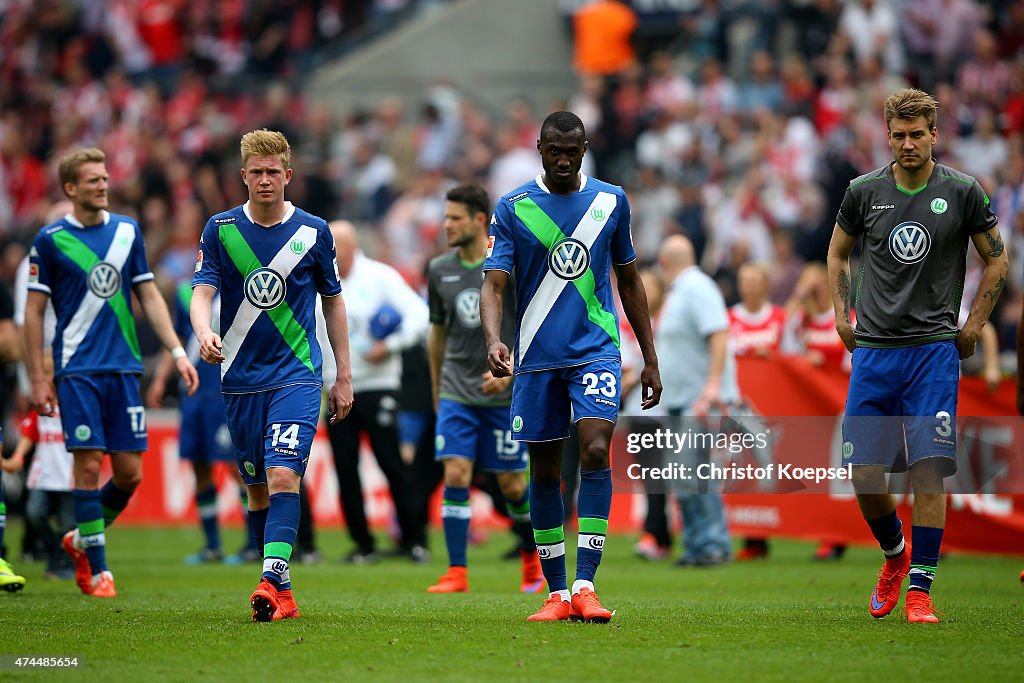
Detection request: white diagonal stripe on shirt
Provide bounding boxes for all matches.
[517,192,616,368]
[220,225,317,377]
[61,222,136,369]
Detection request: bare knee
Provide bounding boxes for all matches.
[579,437,610,471]
[497,472,527,501]
[266,466,300,495]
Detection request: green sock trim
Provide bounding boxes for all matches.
[442,499,470,506]
[264,542,293,561]
[102,504,121,527]
[533,527,564,544]
[79,518,105,536]
[578,517,609,535]
[0,502,6,514]
[911,564,938,571]
[508,500,530,515]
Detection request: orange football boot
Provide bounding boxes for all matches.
[90,571,118,598]
[904,590,941,624]
[427,566,469,593]
[526,594,573,622]
[570,587,613,623]
[62,530,93,595]
[520,550,544,593]
[869,552,911,618]
[251,578,280,622]
[273,588,300,620]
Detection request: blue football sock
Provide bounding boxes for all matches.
[576,468,611,584]
[196,485,221,551]
[73,489,107,575]
[505,493,536,552]
[263,492,299,590]
[441,486,470,567]
[100,480,134,528]
[530,477,567,593]
[909,526,943,594]
[866,510,905,557]
[248,507,269,559]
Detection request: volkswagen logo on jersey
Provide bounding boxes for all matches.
[87,262,121,299]
[888,222,932,265]
[244,267,287,309]
[547,237,591,281]
[454,288,481,327]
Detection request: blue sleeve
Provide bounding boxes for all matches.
[191,220,222,290]
[130,222,154,285]
[695,277,728,337]
[173,293,188,340]
[313,222,343,297]
[483,201,515,273]
[611,192,637,265]
[27,231,52,295]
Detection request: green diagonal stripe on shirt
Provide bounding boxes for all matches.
[177,281,194,309]
[513,199,619,347]
[51,230,141,361]
[219,224,315,375]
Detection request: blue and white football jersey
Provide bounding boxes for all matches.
[191,201,342,393]
[483,173,636,373]
[28,210,154,379]
[173,282,222,400]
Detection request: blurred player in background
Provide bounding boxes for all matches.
[0,279,24,593]
[425,183,543,594]
[25,148,199,598]
[828,89,1007,623]
[149,283,256,565]
[191,129,353,621]
[482,111,661,622]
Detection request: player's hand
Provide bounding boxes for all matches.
[146,375,166,408]
[984,364,1001,393]
[640,361,662,410]
[835,321,855,353]
[31,378,57,417]
[486,341,512,378]
[329,376,354,424]
[955,325,980,360]
[364,340,390,364]
[480,372,512,394]
[176,357,200,397]
[198,330,225,364]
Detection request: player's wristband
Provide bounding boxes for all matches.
[171,347,187,360]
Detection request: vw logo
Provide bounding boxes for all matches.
[547,237,591,280]
[244,267,287,309]
[454,289,481,328]
[88,262,121,299]
[888,222,931,264]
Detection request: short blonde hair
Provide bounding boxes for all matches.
[58,148,106,187]
[884,88,938,131]
[240,129,291,169]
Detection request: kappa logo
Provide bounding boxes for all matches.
[871,204,896,210]
[440,275,462,283]
[244,267,287,309]
[547,237,591,281]
[508,192,529,203]
[454,288,481,328]
[88,262,121,299]
[888,222,931,264]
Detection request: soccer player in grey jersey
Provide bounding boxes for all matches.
[828,89,1008,623]
[425,184,543,594]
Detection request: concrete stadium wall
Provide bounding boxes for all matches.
[307,0,577,119]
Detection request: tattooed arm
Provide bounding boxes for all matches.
[827,224,859,352]
[958,226,1010,360]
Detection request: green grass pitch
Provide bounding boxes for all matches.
[2,525,1022,682]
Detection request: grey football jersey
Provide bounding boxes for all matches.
[428,252,517,405]
[836,162,998,346]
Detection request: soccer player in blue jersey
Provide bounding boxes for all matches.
[481,111,662,622]
[24,147,200,598]
[828,89,1008,623]
[148,284,255,564]
[191,129,353,622]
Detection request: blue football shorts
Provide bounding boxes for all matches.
[434,399,527,472]
[223,383,321,486]
[510,359,621,442]
[57,373,147,452]
[179,393,234,463]
[842,341,959,475]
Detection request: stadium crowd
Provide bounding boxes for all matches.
[1,0,1023,564]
